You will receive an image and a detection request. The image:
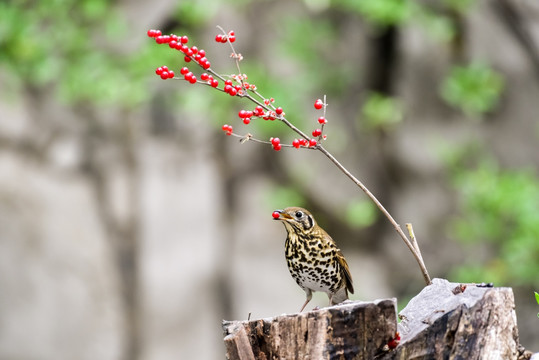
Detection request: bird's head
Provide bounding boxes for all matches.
[273,207,316,234]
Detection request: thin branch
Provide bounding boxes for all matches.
[317,145,432,285]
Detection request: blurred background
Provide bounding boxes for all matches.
[1,0,538,359]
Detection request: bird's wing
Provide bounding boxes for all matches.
[337,250,354,294]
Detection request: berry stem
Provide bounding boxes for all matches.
[315,144,432,285]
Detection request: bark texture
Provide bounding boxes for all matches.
[223,279,536,360]
[223,299,397,360]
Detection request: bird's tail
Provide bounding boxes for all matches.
[330,287,349,305]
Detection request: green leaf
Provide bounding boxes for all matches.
[535,291,539,305]
[440,63,504,117]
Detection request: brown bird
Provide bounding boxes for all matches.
[273,207,354,312]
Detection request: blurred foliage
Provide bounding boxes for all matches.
[0,0,211,109]
[535,292,539,318]
[344,200,377,229]
[440,63,504,117]
[1,0,534,292]
[360,92,403,130]
[336,0,413,26]
[442,145,539,286]
[264,185,306,211]
[442,0,477,13]
[334,0,455,41]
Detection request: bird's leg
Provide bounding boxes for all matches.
[299,289,313,312]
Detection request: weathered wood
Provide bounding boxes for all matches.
[223,299,397,360]
[381,278,520,360]
[223,279,537,360]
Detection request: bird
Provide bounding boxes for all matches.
[273,207,354,312]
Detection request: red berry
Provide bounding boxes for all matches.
[202,61,211,70]
[184,56,191,63]
[309,138,317,147]
[169,40,177,48]
[229,88,238,96]
[238,110,248,118]
[224,84,233,93]
[229,31,235,36]
[312,129,322,137]
[243,118,251,125]
[147,29,161,38]
[191,46,198,54]
[225,80,233,86]
[292,139,300,148]
[211,79,219,88]
[300,139,308,146]
[272,211,280,219]
[229,36,236,43]
[254,106,264,116]
[318,116,327,124]
[273,143,281,151]
[271,137,280,146]
[198,49,206,57]
[200,73,209,81]
[222,124,233,135]
[314,99,324,110]
[180,36,189,44]
[180,67,189,75]
[188,75,197,84]
[155,67,164,75]
[160,72,169,80]
[275,107,283,115]
[170,34,179,42]
[167,70,175,78]
[215,34,223,42]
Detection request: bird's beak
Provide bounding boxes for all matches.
[273,209,292,220]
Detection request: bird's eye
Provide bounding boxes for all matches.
[295,211,303,219]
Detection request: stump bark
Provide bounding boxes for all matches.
[223,279,537,360]
[223,298,397,359]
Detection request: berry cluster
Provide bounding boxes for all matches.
[215,31,236,43]
[147,28,211,82]
[221,124,233,135]
[148,28,328,152]
[155,66,174,80]
[270,137,281,151]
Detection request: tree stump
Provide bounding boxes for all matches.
[223,299,397,359]
[223,279,536,360]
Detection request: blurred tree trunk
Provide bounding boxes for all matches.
[80,106,142,360]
